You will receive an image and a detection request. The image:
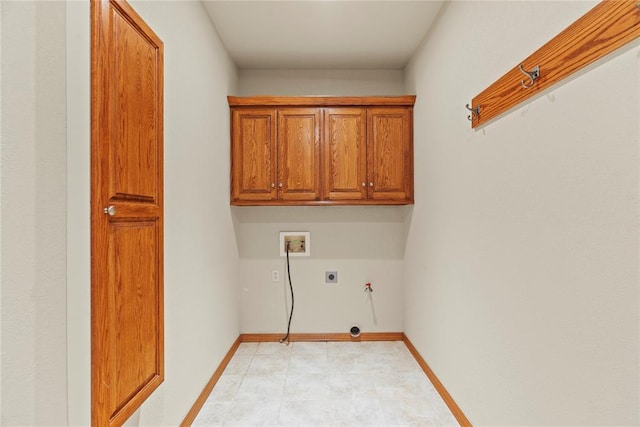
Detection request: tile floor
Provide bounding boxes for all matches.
[192,340,459,426]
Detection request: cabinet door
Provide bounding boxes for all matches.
[367,107,413,201]
[278,108,321,201]
[323,108,367,201]
[231,108,277,201]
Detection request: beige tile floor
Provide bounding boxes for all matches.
[193,341,459,426]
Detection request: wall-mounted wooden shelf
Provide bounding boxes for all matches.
[469,0,640,128]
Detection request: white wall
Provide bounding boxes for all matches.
[66,1,90,424]
[404,1,639,425]
[1,2,68,425]
[235,207,408,334]
[0,1,3,418]
[67,1,240,425]
[238,69,404,96]
[235,72,408,336]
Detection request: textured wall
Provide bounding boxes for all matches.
[238,69,405,96]
[235,71,410,337]
[234,206,408,335]
[1,2,68,424]
[404,1,639,424]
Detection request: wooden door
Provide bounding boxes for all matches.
[367,107,413,202]
[323,108,367,201]
[91,1,164,425]
[230,108,277,202]
[277,108,321,201]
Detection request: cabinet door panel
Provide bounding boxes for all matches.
[323,108,367,200]
[367,108,413,201]
[231,109,277,201]
[278,108,321,201]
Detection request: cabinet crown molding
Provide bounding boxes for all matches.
[228,95,416,107]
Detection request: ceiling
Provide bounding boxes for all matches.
[202,1,445,70]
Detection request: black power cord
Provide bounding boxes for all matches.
[280,242,294,344]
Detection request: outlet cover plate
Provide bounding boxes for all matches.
[280,231,310,257]
[326,271,338,283]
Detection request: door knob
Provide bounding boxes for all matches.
[278,183,283,188]
[369,182,374,187]
[361,182,366,187]
[103,205,116,216]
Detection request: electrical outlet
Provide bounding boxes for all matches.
[325,271,338,284]
[271,270,279,282]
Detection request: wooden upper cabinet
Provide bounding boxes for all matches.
[278,108,321,201]
[229,96,415,206]
[231,108,277,202]
[323,108,367,201]
[367,107,413,201]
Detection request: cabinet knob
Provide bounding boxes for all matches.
[361,182,366,187]
[369,182,374,187]
[278,183,283,188]
[271,183,275,188]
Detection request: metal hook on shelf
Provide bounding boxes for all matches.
[518,64,540,89]
[465,103,481,121]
